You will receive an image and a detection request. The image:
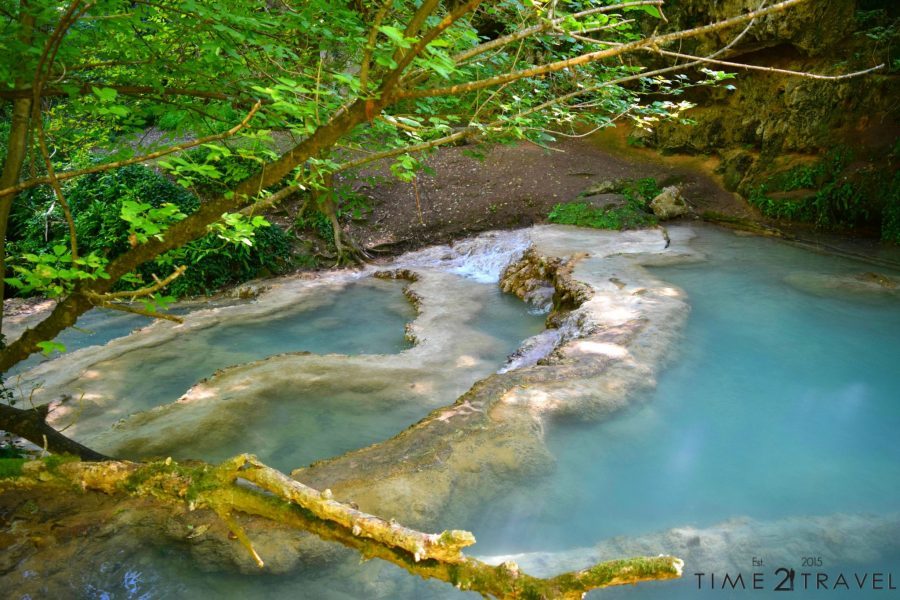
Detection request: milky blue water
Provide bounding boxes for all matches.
[168,281,545,473]
[53,280,417,419]
[464,226,900,598]
[6,308,155,376]
[8,226,900,599]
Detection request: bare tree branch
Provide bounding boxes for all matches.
[0,83,257,103]
[396,0,809,100]
[649,47,885,80]
[451,0,665,64]
[359,0,393,94]
[87,300,184,323]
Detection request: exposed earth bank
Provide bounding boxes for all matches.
[321,130,900,270]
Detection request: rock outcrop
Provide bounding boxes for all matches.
[630,1,899,239]
[650,186,691,220]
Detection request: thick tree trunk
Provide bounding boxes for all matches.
[0,10,36,336]
[5,454,684,598]
[0,402,109,460]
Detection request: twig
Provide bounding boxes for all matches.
[451,0,665,64]
[89,301,184,323]
[28,1,95,260]
[359,0,392,94]
[216,508,265,568]
[397,0,811,99]
[238,183,302,216]
[651,47,885,80]
[83,266,187,323]
[87,265,186,301]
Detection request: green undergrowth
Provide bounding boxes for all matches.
[0,454,79,479]
[547,177,661,230]
[747,147,900,242]
[7,165,296,297]
[0,457,26,479]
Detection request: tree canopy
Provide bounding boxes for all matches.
[2,0,840,375]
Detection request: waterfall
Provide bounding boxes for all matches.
[393,230,531,283]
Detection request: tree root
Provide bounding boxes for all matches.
[6,454,684,599]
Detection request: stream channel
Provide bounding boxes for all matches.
[3,224,899,599]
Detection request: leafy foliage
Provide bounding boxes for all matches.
[6,166,293,298]
[5,245,109,298]
[748,148,900,240]
[0,0,806,372]
[155,220,293,297]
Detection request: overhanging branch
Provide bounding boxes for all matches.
[396,0,809,100]
[0,101,262,199]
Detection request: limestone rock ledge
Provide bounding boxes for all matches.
[8,225,702,573]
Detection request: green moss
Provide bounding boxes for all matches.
[123,460,178,493]
[880,172,900,243]
[0,458,26,479]
[0,442,26,459]
[548,177,660,230]
[747,147,900,241]
[42,454,79,472]
[185,465,223,501]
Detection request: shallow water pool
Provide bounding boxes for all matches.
[7,226,900,599]
[154,280,546,473]
[466,226,900,597]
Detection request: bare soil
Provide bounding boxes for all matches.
[337,127,752,256]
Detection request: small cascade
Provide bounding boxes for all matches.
[393,229,531,283]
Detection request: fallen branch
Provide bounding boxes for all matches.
[86,265,187,302]
[87,300,184,323]
[0,403,109,461]
[83,265,188,322]
[6,454,684,598]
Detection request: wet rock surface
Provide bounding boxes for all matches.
[4,226,697,580]
[290,226,693,532]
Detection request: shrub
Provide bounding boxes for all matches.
[747,147,900,242]
[6,165,294,298]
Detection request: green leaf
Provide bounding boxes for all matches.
[37,341,66,356]
[91,86,118,103]
[378,25,412,48]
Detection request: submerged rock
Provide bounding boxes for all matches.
[784,271,900,301]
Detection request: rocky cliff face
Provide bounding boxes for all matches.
[632,0,899,240]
